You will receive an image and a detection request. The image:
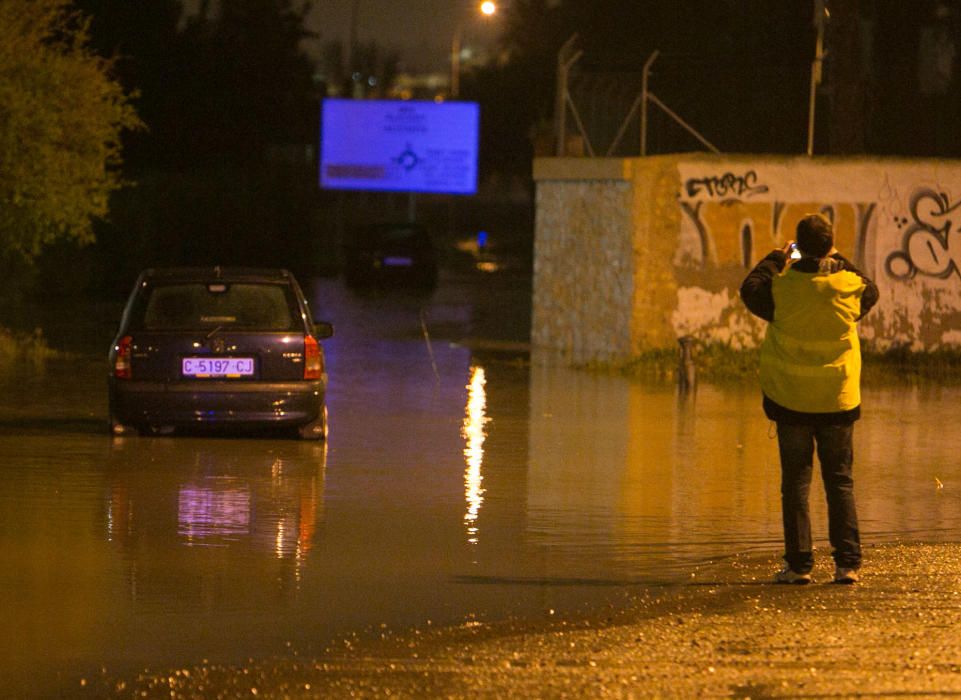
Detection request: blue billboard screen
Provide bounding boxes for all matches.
[320,98,479,195]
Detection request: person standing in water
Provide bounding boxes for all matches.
[740,213,879,584]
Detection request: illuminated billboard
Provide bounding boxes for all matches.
[320,98,479,195]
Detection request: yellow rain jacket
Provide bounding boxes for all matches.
[759,267,867,413]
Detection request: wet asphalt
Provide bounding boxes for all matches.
[74,541,961,698]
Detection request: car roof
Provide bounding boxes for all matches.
[358,222,426,230]
[138,267,296,284]
[346,222,429,246]
[351,222,428,236]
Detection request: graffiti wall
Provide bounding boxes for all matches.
[532,155,961,360]
[675,157,961,350]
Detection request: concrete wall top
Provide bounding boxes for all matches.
[534,153,961,184]
[533,157,636,182]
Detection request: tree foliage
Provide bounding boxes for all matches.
[0,0,141,261]
[53,0,328,295]
[74,0,319,169]
[71,0,183,168]
[152,0,318,167]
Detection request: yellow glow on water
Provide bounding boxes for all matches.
[462,366,489,544]
[275,520,286,559]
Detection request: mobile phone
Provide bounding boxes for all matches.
[788,243,802,260]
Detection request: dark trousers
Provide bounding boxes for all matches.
[776,422,861,573]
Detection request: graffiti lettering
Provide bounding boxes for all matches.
[678,200,870,268]
[684,170,769,199]
[885,188,961,280]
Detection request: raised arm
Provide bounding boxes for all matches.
[739,247,790,322]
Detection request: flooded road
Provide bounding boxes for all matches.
[2,272,960,696]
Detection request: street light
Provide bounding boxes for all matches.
[451,2,498,98]
[807,0,828,155]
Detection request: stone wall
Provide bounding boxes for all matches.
[531,162,634,362]
[532,154,961,361]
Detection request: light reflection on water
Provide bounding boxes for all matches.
[2,277,961,694]
[99,437,328,603]
[177,479,252,545]
[462,365,488,545]
[523,366,782,577]
[518,366,961,580]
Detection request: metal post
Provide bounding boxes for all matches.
[807,0,827,156]
[451,25,462,98]
[348,0,360,77]
[677,335,696,391]
[640,50,659,157]
[554,34,578,156]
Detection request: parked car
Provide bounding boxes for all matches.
[108,267,333,439]
[343,222,438,290]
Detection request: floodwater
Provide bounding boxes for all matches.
[2,273,961,696]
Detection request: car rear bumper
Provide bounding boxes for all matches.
[109,379,325,428]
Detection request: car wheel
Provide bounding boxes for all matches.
[298,405,328,440]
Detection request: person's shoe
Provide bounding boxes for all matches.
[834,567,859,584]
[774,565,812,584]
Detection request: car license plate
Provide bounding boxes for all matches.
[182,357,255,378]
[383,256,413,267]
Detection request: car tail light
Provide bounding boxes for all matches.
[304,335,323,380]
[114,335,133,379]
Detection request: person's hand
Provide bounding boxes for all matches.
[780,240,795,255]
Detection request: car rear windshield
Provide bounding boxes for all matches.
[139,283,297,331]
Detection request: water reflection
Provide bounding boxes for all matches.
[178,479,252,545]
[103,438,326,603]
[6,275,961,696]
[462,365,488,545]
[856,384,961,538]
[522,364,961,581]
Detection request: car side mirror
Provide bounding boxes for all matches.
[315,321,334,339]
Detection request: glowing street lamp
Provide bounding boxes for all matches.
[451,2,499,98]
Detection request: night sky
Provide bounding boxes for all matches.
[185,0,502,72]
